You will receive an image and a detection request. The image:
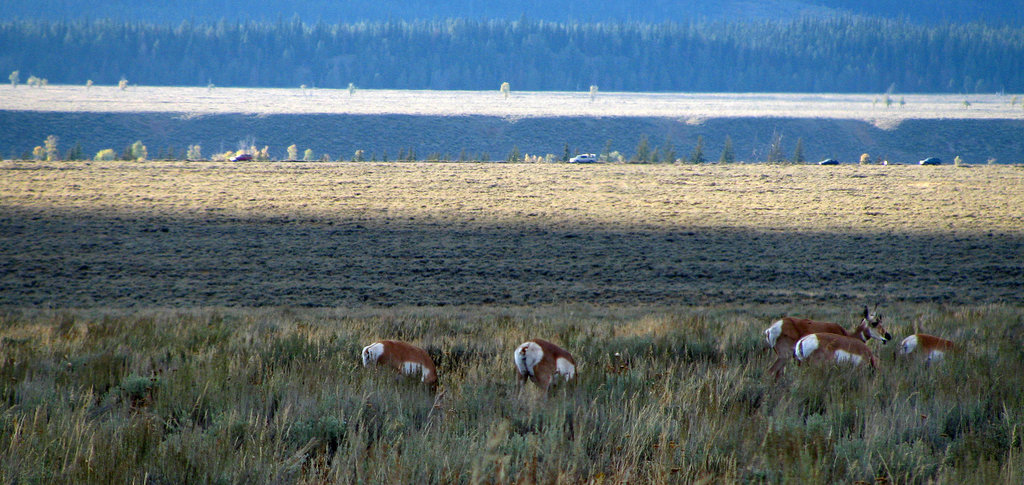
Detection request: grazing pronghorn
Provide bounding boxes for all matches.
[514,339,576,391]
[899,334,956,364]
[794,332,879,370]
[361,340,438,387]
[764,305,891,380]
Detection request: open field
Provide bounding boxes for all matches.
[1,162,1023,482]
[1,161,1022,307]
[4,86,1024,164]
[6,86,1024,120]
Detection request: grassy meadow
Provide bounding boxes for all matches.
[1,161,1023,482]
[1,304,1023,483]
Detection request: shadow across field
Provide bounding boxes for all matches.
[2,207,1020,307]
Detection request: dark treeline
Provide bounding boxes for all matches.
[2,0,1021,26]
[3,16,1023,93]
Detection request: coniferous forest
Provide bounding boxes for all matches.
[3,16,1023,93]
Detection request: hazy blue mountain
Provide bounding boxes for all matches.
[2,0,1022,25]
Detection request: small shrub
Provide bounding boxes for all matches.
[119,375,160,407]
[94,148,117,161]
[131,141,147,161]
[186,144,202,160]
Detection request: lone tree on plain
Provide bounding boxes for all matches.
[287,144,299,160]
[719,135,735,164]
[303,148,314,161]
[187,144,202,160]
[859,153,871,165]
[689,135,706,164]
[661,136,677,164]
[634,135,651,163]
[766,131,784,163]
[500,82,511,100]
[119,78,129,90]
[44,135,59,162]
[9,70,18,88]
[589,85,598,102]
[793,138,805,164]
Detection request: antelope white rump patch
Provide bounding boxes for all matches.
[515,341,543,376]
[899,335,919,355]
[765,320,784,347]
[794,334,820,362]
[362,342,384,366]
[555,357,575,381]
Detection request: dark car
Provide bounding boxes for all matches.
[230,153,254,162]
[818,158,839,165]
[919,157,942,165]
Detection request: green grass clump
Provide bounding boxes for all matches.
[1,304,1022,483]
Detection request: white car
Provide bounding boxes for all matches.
[569,153,598,163]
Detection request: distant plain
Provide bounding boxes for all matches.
[4,86,1024,164]
[1,161,1021,307]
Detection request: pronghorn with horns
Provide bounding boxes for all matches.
[764,305,891,379]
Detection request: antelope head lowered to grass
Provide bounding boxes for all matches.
[361,340,438,388]
[764,304,891,380]
[514,339,576,391]
[899,334,956,364]
[794,332,879,370]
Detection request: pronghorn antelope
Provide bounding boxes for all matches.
[361,340,438,387]
[794,332,879,369]
[514,339,576,391]
[764,305,891,379]
[899,334,955,364]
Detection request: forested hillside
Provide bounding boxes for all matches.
[1,0,1020,25]
[3,17,1023,92]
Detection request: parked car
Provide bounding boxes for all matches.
[569,153,598,163]
[919,157,942,165]
[818,158,839,165]
[230,153,254,162]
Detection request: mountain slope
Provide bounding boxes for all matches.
[2,0,1021,25]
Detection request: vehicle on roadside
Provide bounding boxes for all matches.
[230,153,254,162]
[919,157,942,165]
[569,153,598,164]
[818,158,839,165]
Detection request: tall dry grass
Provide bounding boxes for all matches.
[2,303,1021,483]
